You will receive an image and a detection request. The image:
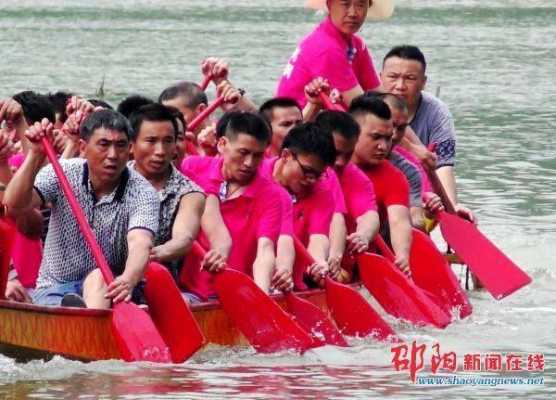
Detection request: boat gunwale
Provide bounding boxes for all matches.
[0,283,356,315]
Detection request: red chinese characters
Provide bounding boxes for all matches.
[391,341,427,382]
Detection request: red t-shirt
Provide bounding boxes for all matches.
[359,160,410,223]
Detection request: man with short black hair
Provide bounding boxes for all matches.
[349,95,412,275]
[259,97,303,157]
[381,45,474,221]
[316,110,380,274]
[128,103,205,277]
[3,109,159,308]
[180,112,282,300]
[259,122,337,287]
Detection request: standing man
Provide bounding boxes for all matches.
[276,0,393,108]
[3,110,159,308]
[380,45,474,221]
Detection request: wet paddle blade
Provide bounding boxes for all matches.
[325,277,397,341]
[409,229,472,319]
[439,212,532,299]
[358,253,452,328]
[144,262,205,363]
[285,292,348,347]
[112,302,172,363]
[214,269,317,353]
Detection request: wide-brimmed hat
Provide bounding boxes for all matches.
[305,0,394,21]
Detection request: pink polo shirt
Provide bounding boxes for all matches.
[394,146,433,193]
[336,162,378,233]
[259,157,294,236]
[321,167,347,214]
[260,157,334,245]
[276,16,381,108]
[180,156,282,300]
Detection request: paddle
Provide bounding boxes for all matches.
[318,92,346,112]
[361,236,452,328]
[190,242,318,353]
[292,237,397,341]
[284,290,348,347]
[143,262,205,363]
[0,216,16,300]
[409,228,473,319]
[40,137,171,363]
[424,149,532,299]
[187,95,225,133]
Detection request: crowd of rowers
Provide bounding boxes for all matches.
[0,44,476,309]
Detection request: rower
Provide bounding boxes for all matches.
[128,103,206,278]
[117,95,154,119]
[349,96,412,275]
[276,0,390,109]
[259,122,337,287]
[380,45,475,222]
[315,110,380,280]
[180,112,282,301]
[376,92,444,231]
[160,58,257,156]
[3,109,159,308]
[259,97,303,158]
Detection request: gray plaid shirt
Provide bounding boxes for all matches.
[34,158,159,289]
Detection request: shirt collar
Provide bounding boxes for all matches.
[214,156,262,200]
[82,161,129,203]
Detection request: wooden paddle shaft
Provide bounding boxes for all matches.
[319,92,347,112]
[187,96,225,132]
[41,138,115,283]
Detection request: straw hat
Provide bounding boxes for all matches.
[305,0,394,21]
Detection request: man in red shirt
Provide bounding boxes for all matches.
[349,96,412,275]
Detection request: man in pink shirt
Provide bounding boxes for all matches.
[259,97,303,158]
[316,110,380,281]
[180,112,283,301]
[259,122,337,288]
[277,0,382,109]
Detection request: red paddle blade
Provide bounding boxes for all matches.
[0,218,16,300]
[112,302,171,363]
[214,269,317,353]
[144,263,205,363]
[285,292,348,347]
[410,229,473,319]
[439,212,532,300]
[325,277,397,341]
[358,253,452,329]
